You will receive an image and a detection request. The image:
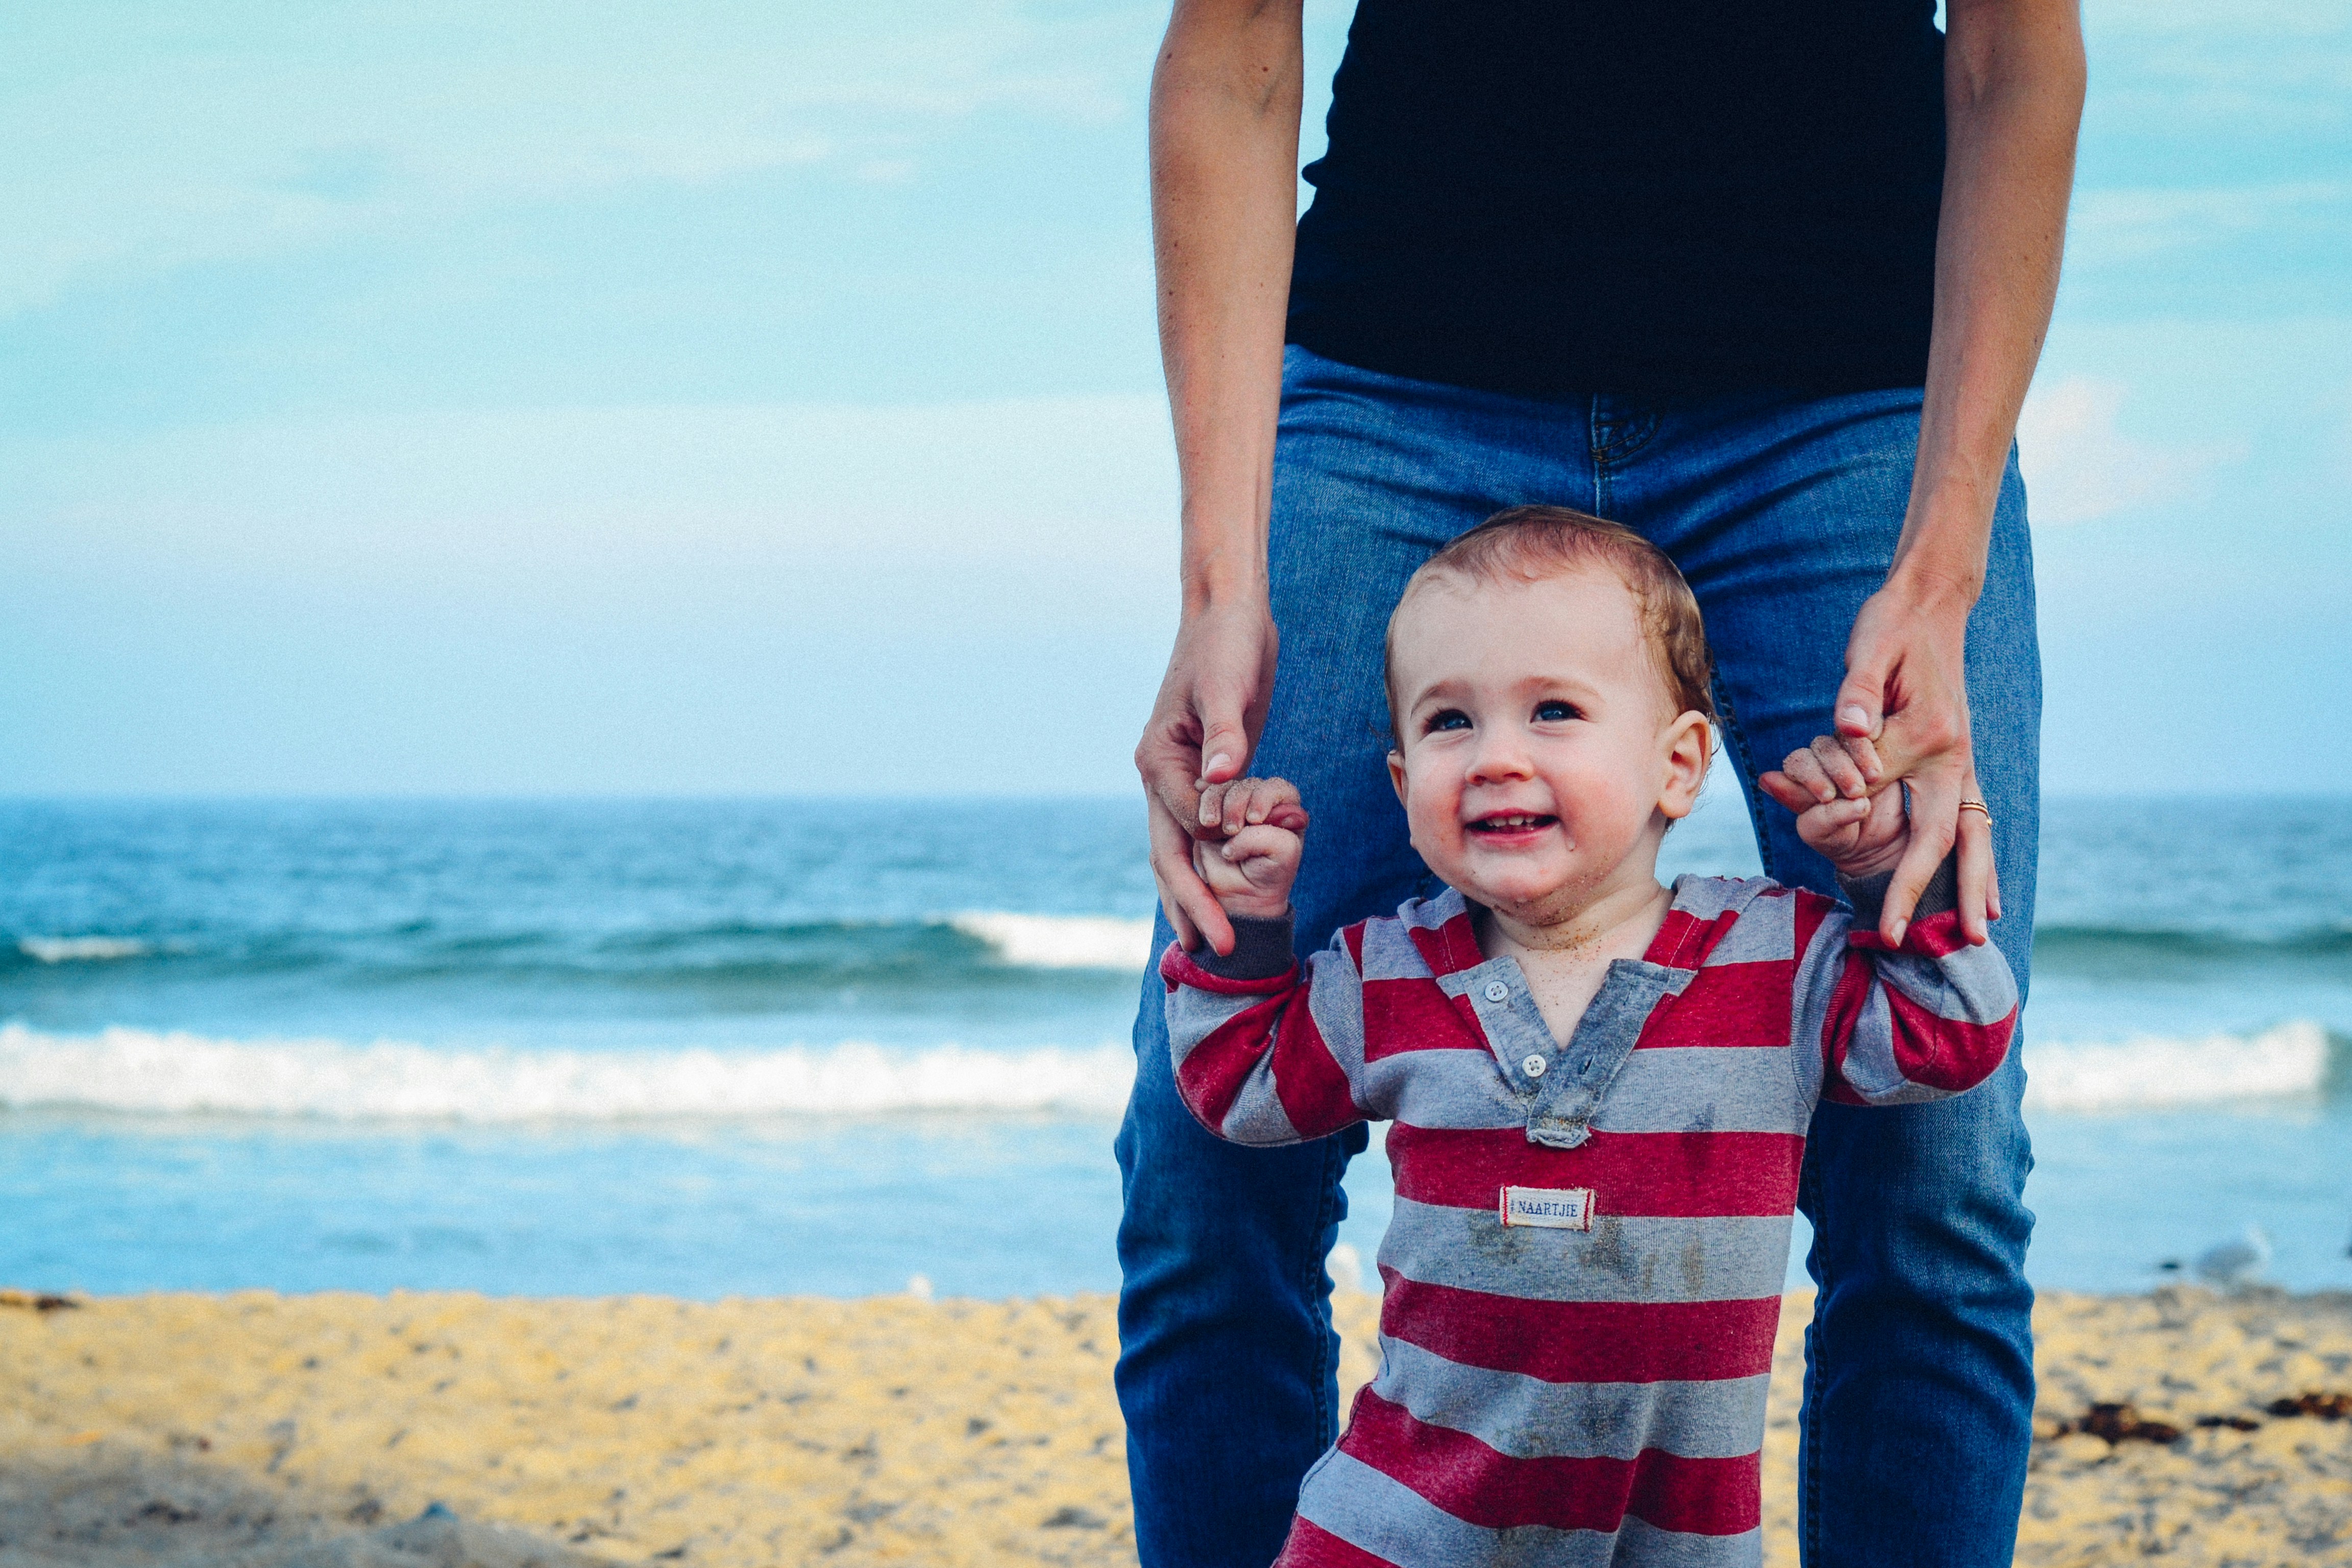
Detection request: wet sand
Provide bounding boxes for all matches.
[3,1286,2347,1565]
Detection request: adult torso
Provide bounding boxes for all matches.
[1287,0,1949,398]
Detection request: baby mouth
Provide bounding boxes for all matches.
[1467,813,1558,836]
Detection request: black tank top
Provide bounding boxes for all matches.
[1287,0,1948,398]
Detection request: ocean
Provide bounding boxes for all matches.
[2,792,2347,1300]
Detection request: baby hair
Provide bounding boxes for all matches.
[1384,505,1717,740]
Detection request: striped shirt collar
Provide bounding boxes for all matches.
[1407,876,1724,979]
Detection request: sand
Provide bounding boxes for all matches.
[4,1285,2348,1566]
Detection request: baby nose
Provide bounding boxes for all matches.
[1466,730,1533,782]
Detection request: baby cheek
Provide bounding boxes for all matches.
[1402,785,1464,865]
[1404,797,1453,856]
[1560,765,1647,834]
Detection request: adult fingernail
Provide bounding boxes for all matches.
[1205,752,1231,775]
[1890,919,1907,945]
[1839,705,1867,728]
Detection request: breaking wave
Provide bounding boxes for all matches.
[0,1024,1136,1122]
[948,913,1153,970]
[2024,1020,2338,1112]
[1,912,1154,989]
[7,1018,2331,1124]
[17,936,153,964]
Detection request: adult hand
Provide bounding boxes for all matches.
[1822,585,1999,946]
[1135,597,1279,955]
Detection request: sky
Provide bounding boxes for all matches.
[1,0,2347,797]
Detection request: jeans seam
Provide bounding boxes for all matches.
[1586,398,1609,516]
[1708,674,1780,883]
[1612,408,1662,463]
[1587,397,1663,491]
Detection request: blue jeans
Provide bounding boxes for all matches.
[1114,348,2040,1567]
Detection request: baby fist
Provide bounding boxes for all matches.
[1190,776,1306,921]
[1765,734,1910,878]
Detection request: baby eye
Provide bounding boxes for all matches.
[1423,708,1471,734]
[1533,700,1581,722]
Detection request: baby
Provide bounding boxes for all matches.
[1159,506,2017,1567]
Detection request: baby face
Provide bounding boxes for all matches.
[1385,564,1706,928]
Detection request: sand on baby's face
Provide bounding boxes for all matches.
[3,1287,2349,1566]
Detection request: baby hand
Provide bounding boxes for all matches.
[1190,776,1307,922]
[1762,735,1909,879]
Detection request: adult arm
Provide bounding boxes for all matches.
[1767,0,2085,945]
[1134,0,1305,955]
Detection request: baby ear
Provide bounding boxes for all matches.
[1387,747,1409,806]
[1658,712,1712,820]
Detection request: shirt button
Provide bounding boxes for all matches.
[1522,1055,1548,1077]
[1483,981,1510,1002]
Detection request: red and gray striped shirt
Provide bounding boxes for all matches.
[1160,869,2017,1567]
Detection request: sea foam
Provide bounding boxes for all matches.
[2,1017,2331,1124]
[951,913,1154,971]
[17,936,153,963]
[0,1025,1135,1122]
[2023,1020,2333,1112]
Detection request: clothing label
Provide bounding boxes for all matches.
[1499,1185,1595,1231]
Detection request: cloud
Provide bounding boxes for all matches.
[0,396,1179,620]
[0,393,1185,792]
[2089,0,2352,40]
[2068,182,2352,266]
[0,1,1157,317]
[2016,377,2241,526]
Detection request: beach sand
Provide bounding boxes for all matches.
[4,1286,2348,1566]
